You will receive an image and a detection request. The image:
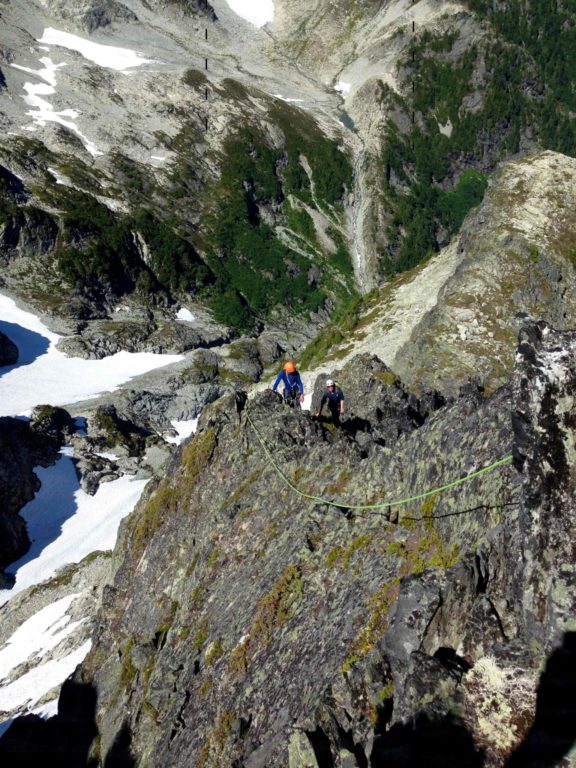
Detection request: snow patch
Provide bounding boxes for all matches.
[438,118,453,138]
[38,28,154,72]
[11,57,102,157]
[334,81,352,94]
[176,308,196,322]
[0,594,83,682]
[224,0,274,27]
[166,419,199,444]
[0,448,148,604]
[0,294,183,417]
[273,94,304,103]
[47,166,68,185]
[0,640,91,711]
[95,451,118,461]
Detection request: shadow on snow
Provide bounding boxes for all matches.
[0,321,50,374]
[1,452,79,585]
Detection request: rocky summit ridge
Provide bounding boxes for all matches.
[3,322,576,767]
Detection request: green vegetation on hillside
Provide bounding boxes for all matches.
[0,91,355,335]
[52,189,211,300]
[380,15,576,274]
[466,0,576,112]
[201,99,355,332]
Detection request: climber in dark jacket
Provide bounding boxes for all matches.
[272,361,304,407]
[316,379,345,425]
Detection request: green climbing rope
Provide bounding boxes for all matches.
[245,411,514,512]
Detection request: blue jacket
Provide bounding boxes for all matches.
[272,370,304,395]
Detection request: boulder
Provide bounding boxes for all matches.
[0,330,18,366]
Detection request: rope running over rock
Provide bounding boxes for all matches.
[245,411,514,516]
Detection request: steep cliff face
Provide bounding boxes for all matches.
[12,325,570,767]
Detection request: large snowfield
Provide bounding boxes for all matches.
[0,294,183,417]
[224,0,274,27]
[0,293,184,728]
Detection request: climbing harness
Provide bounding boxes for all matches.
[245,411,514,517]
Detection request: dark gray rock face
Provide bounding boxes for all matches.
[63,349,515,766]
[0,164,28,203]
[312,354,446,449]
[0,329,18,365]
[0,206,58,266]
[41,0,138,33]
[80,0,138,32]
[10,324,576,767]
[0,406,73,570]
[379,322,576,766]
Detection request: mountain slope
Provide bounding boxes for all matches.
[2,2,576,763]
[3,0,576,346]
[299,150,576,398]
[0,0,355,348]
[10,320,572,767]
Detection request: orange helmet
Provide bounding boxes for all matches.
[284,361,296,373]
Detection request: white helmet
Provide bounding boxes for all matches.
[326,379,334,386]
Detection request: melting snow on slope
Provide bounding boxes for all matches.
[11,57,102,156]
[38,28,154,71]
[0,447,148,604]
[0,294,183,417]
[0,641,91,712]
[224,0,274,27]
[0,595,84,681]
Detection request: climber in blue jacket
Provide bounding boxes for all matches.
[272,361,304,408]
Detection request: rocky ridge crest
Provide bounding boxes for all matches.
[16,322,571,767]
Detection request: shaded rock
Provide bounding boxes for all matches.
[0,329,18,366]
[0,205,58,266]
[0,409,72,569]
[30,404,74,447]
[312,353,445,448]
[0,164,28,203]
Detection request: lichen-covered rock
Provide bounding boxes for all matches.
[394,152,576,396]
[7,324,576,767]
[62,345,518,766]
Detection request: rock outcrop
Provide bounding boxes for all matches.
[31,350,515,764]
[3,325,576,766]
[0,330,18,366]
[307,151,576,400]
[0,406,73,582]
